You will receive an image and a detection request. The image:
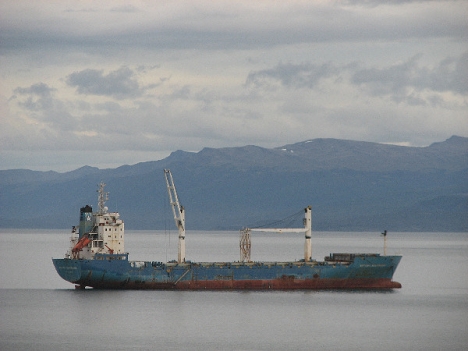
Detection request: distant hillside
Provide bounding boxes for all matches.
[0,136,467,231]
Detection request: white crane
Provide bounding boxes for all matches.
[164,169,186,263]
[240,206,312,262]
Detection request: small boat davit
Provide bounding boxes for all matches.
[53,170,402,290]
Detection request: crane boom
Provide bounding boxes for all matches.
[250,228,306,233]
[164,169,186,263]
[241,206,312,262]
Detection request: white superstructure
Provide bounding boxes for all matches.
[65,182,125,260]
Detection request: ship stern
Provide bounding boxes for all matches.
[52,259,82,284]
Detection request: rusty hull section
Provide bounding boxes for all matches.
[85,278,401,290]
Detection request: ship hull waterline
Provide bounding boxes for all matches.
[53,255,402,290]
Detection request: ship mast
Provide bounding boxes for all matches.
[97,182,109,215]
[241,206,312,262]
[382,230,387,256]
[164,169,186,263]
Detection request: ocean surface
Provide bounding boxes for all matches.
[1,229,467,351]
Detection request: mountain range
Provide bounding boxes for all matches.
[1,136,467,232]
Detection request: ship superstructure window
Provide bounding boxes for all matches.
[92,241,103,248]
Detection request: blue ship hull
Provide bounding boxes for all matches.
[53,254,402,290]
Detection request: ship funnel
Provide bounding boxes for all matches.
[79,205,93,239]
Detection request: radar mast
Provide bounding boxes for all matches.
[97,182,109,215]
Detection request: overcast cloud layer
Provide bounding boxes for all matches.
[1,0,467,171]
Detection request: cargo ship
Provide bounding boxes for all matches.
[53,170,402,290]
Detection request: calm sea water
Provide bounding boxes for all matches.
[1,229,467,351]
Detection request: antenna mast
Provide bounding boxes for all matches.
[382,230,387,256]
[97,182,108,214]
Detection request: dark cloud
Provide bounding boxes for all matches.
[94,101,123,112]
[11,82,78,133]
[352,52,468,100]
[13,83,56,111]
[169,86,192,100]
[351,55,421,96]
[1,1,466,54]
[246,62,339,89]
[246,52,467,107]
[420,51,468,94]
[110,5,139,13]
[341,0,442,6]
[66,66,143,99]
[14,82,56,98]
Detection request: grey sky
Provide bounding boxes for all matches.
[1,0,467,171]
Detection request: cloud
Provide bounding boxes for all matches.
[13,83,57,111]
[351,56,421,97]
[66,66,144,99]
[1,1,467,171]
[341,0,443,6]
[246,62,340,90]
[14,82,56,98]
[420,51,468,94]
[10,81,81,138]
[110,5,139,13]
[246,52,468,107]
[1,1,466,54]
[352,52,468,103]
[9,52,467,153]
